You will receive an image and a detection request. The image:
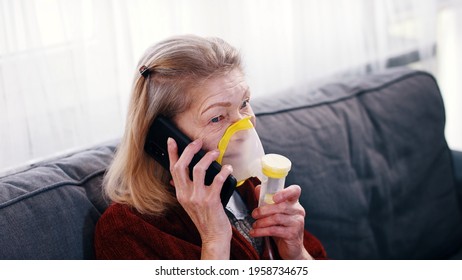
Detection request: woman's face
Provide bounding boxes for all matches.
[173,69,255,152]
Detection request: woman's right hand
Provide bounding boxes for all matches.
[167,137,233,259]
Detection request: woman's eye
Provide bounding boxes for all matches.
[240,99,250,109]
[210,115,224,123]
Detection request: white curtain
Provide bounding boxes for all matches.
[0,0,448,174]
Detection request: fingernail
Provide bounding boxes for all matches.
[213,151,221,160]
[167,137,173,145]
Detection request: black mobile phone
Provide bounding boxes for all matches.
[144,115,237,207]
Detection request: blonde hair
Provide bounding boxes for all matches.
[104,35,242,215]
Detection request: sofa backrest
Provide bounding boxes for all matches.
[253,67,462,259]
[0,143,115,259]
[1,68,460,260]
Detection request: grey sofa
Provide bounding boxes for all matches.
[1,67,461,259]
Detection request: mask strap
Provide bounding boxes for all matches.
[216,116,254,164]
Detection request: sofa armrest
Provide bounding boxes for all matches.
[452,150,462,199]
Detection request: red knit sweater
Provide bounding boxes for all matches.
[94,178,327,260]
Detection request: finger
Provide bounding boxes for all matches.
[210,164,234,195]
[252,199,305,219]
[192,149,220,186]
[253,213,304,229]
[272,185,302,204]
[170,138,203,176]
[254,184,261,201]
[167,137,179,168]
[250,225,279,237]
[253,213,288,228]
[250,225,298,239]
[167,137,187,188]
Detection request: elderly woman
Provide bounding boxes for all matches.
[94,35,326,260]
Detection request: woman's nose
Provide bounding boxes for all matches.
[229,112,256,127]
[229,112,245,124]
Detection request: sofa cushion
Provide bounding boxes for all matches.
[0,142,116,259]
[253,68,462,259]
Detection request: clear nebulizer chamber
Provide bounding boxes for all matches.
[258,154,292,206]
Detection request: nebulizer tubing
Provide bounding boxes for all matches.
[258,154,292,260]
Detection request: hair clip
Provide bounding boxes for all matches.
[139,65,150,78]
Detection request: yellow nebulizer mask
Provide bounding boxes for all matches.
[216,117,265,186]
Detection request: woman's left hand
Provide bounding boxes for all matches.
[250,185,313,260]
